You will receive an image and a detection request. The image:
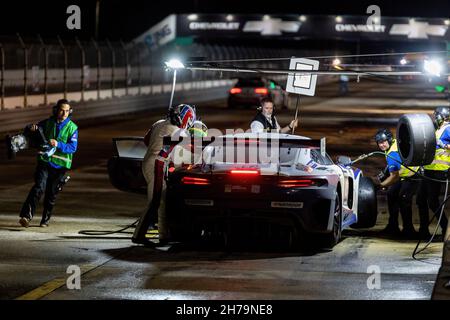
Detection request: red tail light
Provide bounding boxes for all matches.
[278,179,324,188]
[181,177,210,185]
[230,169,259,175]
[168,166,176,173]
[254,87,268,94]
[230,88,242,94]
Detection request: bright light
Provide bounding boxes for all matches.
[335,16,343,23]
[373,16,380,24]
[263,15,271,20]
[332,58,341,66]
[299,15,307,22]
[226,15,234,21]
[424,59,443,76]
[445,19,450,26]
[187,14,198,21]
[165,59,185,69]
[400,58,408,65]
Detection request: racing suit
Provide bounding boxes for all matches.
[132,119,184,243]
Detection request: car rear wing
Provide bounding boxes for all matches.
[112,136,146,159]
[162,136,327,156]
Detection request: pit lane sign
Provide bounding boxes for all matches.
[286,58,319,96]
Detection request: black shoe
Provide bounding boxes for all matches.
[379,225,401,237]
[401,228,418,240]
[19,217,30,228]
[419,229,432,240]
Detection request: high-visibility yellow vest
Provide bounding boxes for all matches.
[424,123,450,171]
[385,139,418,178]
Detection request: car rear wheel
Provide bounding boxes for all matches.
[351,176,378,228]
[322,193,342,248]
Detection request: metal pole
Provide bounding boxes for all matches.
[292,95,300,134]
[91,38,101,100]
[38,35,48,106]
[106,39,115,97]
[120,40,129,96]
[17,33,28,108]
[168,69,177,109]
[57,36,68,99]
[149,47,153,95]
[75,37,85,102]
[136,44,141,95]
[0,43,4,110]
[95,0,101,40]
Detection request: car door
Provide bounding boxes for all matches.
[107,137,147,194]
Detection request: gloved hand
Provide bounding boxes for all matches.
[372,178,383,192]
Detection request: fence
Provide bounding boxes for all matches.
[0,34,344,110]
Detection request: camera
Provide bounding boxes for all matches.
[5,125,51,160]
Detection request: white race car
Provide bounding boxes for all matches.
[108,132,378,249]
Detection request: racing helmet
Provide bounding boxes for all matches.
[168,104,196,129]
[189,120,208,137]
[434,106,450,128]
[374,128,393,146]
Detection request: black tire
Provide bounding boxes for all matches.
[351,176,378,228]
[396,113,436,166]
[322,193,342,248]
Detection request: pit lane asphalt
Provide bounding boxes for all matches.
[0,80,447,300]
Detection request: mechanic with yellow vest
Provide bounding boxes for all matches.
[374,128,419,238]
[416,107,450,239]
[19,99,78,228]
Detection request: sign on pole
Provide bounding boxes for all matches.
[286,58,319,96]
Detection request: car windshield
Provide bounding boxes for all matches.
[206,143,300,165]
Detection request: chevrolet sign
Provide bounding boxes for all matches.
[189,22,240,30]
[335,24,386,33]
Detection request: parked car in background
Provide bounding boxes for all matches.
[227,77,288,109]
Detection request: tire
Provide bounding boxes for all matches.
[396,113,436,166]
[351,176,378,228]
[322,193,342,248]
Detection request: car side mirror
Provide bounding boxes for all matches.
[337,155,352,166]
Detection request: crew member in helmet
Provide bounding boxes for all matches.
[133,104,196,244]
[250,97,298,133]
[374,128,419,238]
[416,107,450,239]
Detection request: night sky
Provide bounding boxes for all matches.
[0,0,448,41]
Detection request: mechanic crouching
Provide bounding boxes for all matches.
[374,129,419,238]
[19,99,78,228]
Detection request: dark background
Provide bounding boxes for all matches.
[0,0,449,40]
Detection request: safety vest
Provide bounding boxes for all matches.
[385,139,418,178]
[38,118,78,169]
[424,123,450,171]
[252,112,280,132]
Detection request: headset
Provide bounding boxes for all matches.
[257,97,275,114]
[52,99,73,117]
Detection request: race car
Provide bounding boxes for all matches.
[108,133,378,249]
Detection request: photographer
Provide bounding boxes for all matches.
[19,99,78,228]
